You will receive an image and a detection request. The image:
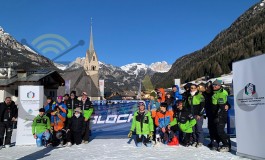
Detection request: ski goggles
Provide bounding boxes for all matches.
[137,102,145,107]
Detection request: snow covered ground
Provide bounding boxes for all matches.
[0,130,248,160]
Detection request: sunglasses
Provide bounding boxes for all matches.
[190,87,197,89]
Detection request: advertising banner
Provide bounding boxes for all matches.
[16,86,44,145]
[99,79,104,98]
[233,54,265,159]
[91,100,140,137]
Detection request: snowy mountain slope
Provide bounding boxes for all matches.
[120,61,171,74]
[0,26,57,70]
[58,58,171,92]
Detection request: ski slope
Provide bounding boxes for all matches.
[0,130,248,160]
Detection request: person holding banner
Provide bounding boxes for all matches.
[50,96,67,147]
[211,79,231,152]
[0,97,18,149]
[79,92,93,144]
[128,101,154,147]
[32,108,51,147]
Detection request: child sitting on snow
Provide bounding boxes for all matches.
[168,100,196,147]
[154,102,174,144]
[32,108,51,147]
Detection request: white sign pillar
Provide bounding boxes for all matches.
[233,54,265,159]
[16,85,44,145]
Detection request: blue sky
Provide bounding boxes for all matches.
[0,0,260,67]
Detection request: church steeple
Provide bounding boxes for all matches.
[89,17,94,52]
[83,18,100,100]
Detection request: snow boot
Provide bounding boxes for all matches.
[219,146,230,152]
[208,140,219,150]
[192,142,197,147]
[66,142,72,147]
[5,144,10,148]
[196,142,203,148]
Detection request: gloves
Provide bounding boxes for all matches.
[148,132,153,140]
[188,114,194,120]
[128,131,133,138]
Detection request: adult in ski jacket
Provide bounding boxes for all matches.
[211,79,231,152]
[0,97,18,148]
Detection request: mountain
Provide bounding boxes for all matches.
[149,61,171,73]
[152,1,265,88]
[61,57,171,92]
[0,26,57,70]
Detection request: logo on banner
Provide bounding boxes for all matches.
[27,91,35,98]
[236,83,265,112]
[245,83,256,96]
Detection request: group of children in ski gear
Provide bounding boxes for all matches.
[129,79,231,152]
[30,79,231,152]
[32,91,93,147]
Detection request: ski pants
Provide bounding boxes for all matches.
[192,117,204,143]
[0,121,13,146]
[82,120,90,141]
[183,133,192,145]
[66,131,83,145]
[36,131,50,147]
[208,115,219,142]
[136,134,152,147]
[216,119,230,147]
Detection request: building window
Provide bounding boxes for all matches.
[93,56,95,61]
[15,90,18,97]
[92,66,96,71]
[49,91,55,97]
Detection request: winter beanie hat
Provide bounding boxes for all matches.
[150,91,157,98]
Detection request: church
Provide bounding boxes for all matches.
[57,21,101,100]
